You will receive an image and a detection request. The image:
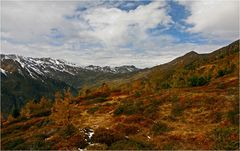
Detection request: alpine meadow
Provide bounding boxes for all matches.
[1,0,239,150]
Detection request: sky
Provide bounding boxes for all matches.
[1,0,239,68]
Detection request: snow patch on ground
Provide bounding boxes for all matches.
[80,128,94,144]
[0,68,7,75]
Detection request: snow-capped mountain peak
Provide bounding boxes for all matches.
[1,54,139,79]
[84,65,138,73]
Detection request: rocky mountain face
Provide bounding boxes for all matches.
[1,54,139,78]
[0,54,140,115]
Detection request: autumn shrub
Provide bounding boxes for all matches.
[31,135,52,150]
[34,134,49,140]
[109,139,152,150]
[31,141,52,150]
[114,98,162,118]
[213,112,222,123]
[2,138,25,149]
[114,100,144,116]
[30,110,51,118]
[143,105,158,119]
[6,116,28,125]
[60,124,77,138]
[85,92,110,100]
[217,83,224,89]
[92,127,124,146]
[168,95,179,103]
[143,100,161,119]
[10,123,32,132]
[85,143,108,150]
[85,96,108,105]
[162,143,175,150]
[68,134,88,149]
[36,119,51,128]
[151,121,170,135]
[213,127,239,150]
[113,124,139,135]
[21,97,52,118]
[123,115,146,123]
[171,102,185,117]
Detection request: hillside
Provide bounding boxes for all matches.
[1,40,239,150]
[0,55,140,115]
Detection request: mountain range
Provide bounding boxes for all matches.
[0,40,239,116]
[0,54,139,115]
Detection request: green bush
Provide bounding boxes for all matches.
[3,138,25,149]
[184,62,196,70]
[213,127,239,150]
[31,140,52,150]
[36,119,50,128]
[113,106,124,116]
[87,106,99,114]
[161,83,171,89]
[134,91,141,97]
[188,76,209,87]
[114,101,144,116]
[85,96,108,105]
[217,65,236,78]
[151,121,170,135]
[227,107,239,125]
[12,107,20,118]
[162,143,175,150]
[34,134,49,140]
[114,99,162,118]
[217,69,225,77]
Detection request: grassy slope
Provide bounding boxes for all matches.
[1,40,239,150]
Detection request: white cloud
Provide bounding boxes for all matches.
[178,0,239,41]
[2,38,224,68]
[2,2,59,40]
[1,1,238,68]
[75,1,173,48]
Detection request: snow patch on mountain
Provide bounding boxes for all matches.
[1,54,139,79]
[85,65,138,73]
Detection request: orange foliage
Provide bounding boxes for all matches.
[50,89,80,126]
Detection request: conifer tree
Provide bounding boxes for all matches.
[12,106,20,118]
[50,89,79,126]
[20,100,37,118]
